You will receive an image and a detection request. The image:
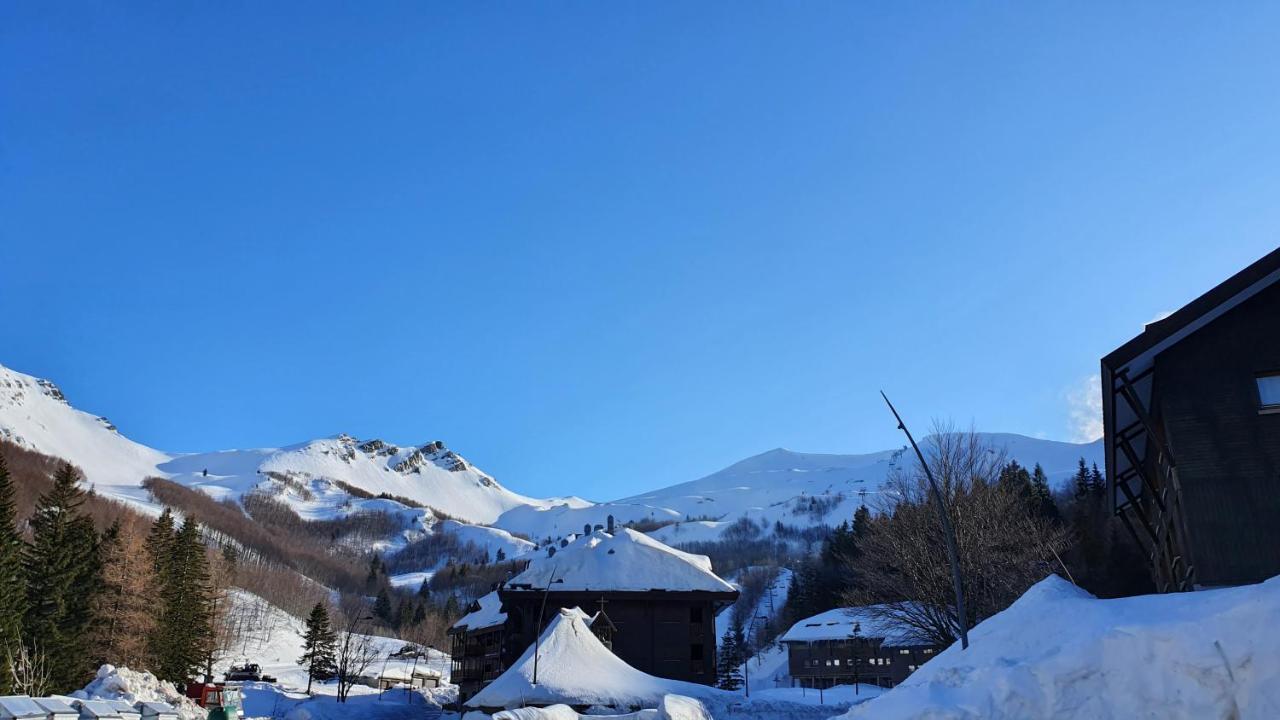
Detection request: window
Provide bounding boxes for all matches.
[899,649,910,655]
[1259,374,1280,410]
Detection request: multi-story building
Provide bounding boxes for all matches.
[1102,246,1280,591]
[779,606,944,689]
[449,517,738,704]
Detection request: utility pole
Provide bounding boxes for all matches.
[879,391,970,650]
[532,565,559,685]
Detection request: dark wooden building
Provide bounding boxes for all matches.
[779,607,943,689]
[1102,246,1280,591]
[450,519,738,703]
[448,591,507,703]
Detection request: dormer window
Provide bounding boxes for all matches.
[1258,373,1280,411]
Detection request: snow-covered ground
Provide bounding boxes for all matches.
[838,574,1280,720]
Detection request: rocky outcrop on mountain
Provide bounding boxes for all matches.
[36,378,67,403]
[359,438,400,457]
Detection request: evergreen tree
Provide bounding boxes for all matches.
[0,453,27,693]
[152,518,213,683]
[998,461,1033,503]
[1089,463,1106,498]
[373,589,392,623]
[22,463,101,691]
[416,581,430,603]
[1029,463,1059,520]
[298,603,336,694]
[716,628,743,691]
[146,508,175,573]
[411,601,427,626]
[495,548,506,562]
[1072,458,1091,501]
[443,594,460,616]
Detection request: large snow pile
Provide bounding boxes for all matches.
[467,608,731,710]
[505,528,735,593]
[73,664,207,720]
[837,574,1280,720]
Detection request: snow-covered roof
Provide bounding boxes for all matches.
[504,529,735,594]
[779,606,928,646]
[452,591,507,632]
[73,700,123,719]
[0,696,46,719]
[33,698,77,717]
[466,607,726,709]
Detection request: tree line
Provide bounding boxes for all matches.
[783,428,1152,648]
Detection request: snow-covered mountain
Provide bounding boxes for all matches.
[492,436,1103,544]
[0,361,1104,554]
[0,363,548,549]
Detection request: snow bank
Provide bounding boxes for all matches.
[836,574,1280,720]
[73,665,206,720]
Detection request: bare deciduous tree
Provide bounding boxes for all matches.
[844,425,1071,646]
[7,642,51,696]
[334,597,381,703]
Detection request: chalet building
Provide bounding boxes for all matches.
[448,591,507,702]
[449,517,738,704]
[779,607,944,689]
[1102,246,1280,591]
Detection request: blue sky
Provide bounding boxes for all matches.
[2,3,1277,499]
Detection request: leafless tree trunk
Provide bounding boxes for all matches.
[334,597,381,703]
[844,425,1071,646]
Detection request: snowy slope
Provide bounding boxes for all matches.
[0,363,551,527]
[0,364,171,508]
[0,361,1105,554]
[496,436,1103,544]
[838,574,1280,720]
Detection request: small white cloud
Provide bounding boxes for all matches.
[1067,374,1103,443]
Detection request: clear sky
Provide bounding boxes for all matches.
[2,3,1277,500]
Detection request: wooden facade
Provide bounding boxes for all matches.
[782,636,941,689]
[1102,246,1280,590]
[496,588,736,686]
[449,621,505,703]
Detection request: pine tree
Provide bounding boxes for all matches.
[152,518,213,683]
[22,463,101,691]
[495,548,506,562]
[416,581,430,603]
[1029,463,1059,520]
[1089,463,1106,498]
[716,628,743,691]
[0,453,27,693]
[373,589,392,623]
[1072,458,1091,501]
[146,508,175,573]
[298,603,336,694]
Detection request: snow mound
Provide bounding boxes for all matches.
[467,608,731,710]
[837,574,1280,720]
[73,665,206,720]
[484,695,706,720]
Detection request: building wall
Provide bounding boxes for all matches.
[1154,280,1280,586]
[450,625,505,703]
[497,590,730,686]
[784,639,941,688]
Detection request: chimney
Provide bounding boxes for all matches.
[607,515,615,533]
